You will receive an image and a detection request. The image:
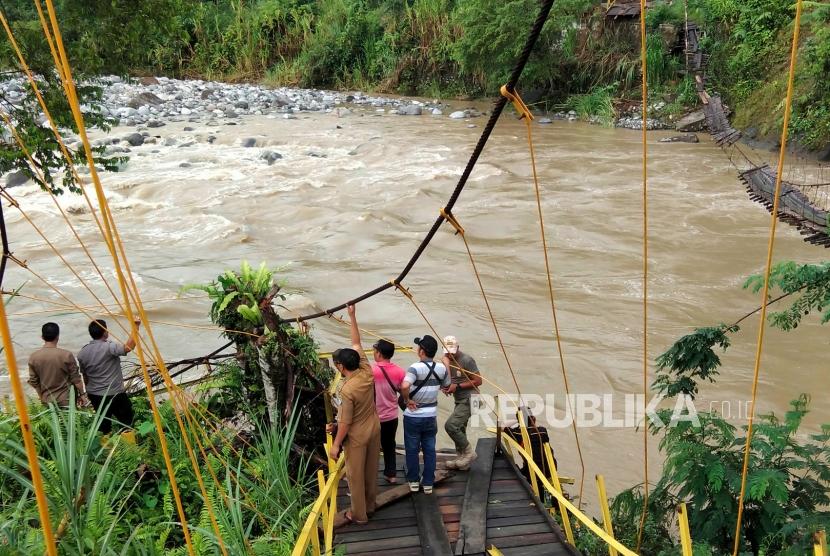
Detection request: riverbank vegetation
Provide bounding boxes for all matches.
[1,0,827,151]
[0,263,332,553]
[579,261,830,555]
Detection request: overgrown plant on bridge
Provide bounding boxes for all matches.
[183,261,332,455]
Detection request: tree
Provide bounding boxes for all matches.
[183,262,332,455]
[599,261,830,555]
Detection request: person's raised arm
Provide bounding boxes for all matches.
[347,304,362,352]
[124,320,140,353]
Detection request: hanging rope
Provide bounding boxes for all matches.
[635,0,651,548]
[499,85,587,508]
[439,208,524,401]
[732,2,803,553]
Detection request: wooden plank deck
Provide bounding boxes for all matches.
[333,439,580,555]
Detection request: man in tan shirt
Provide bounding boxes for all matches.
[28,322,89,408]
[329,304,381,524]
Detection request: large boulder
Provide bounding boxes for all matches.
[127,92,164,109]
[123,132,144,146]
[6,170,28,188]
[397,105,422,116]
[659,134,700,143]
[676,109,706,132]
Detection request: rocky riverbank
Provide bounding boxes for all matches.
[2,75,677,134]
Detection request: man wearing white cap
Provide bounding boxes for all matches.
[441,335,482,470]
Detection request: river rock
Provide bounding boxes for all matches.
[127,92,164,108]
[432,108,443,116]
[179,162,191,168]
[398,105,422,116]
[676,109,706,132]
[224,109,238,119]
[235,100,249,110]
[538,117,553,124]
[659,134,700,143]
[162,137,177,146]
[6,170,28,188]
[241,138,257,148]
[449,111,466,119]
[123,132,144,146]
[260,151,282,165]
[139,76,160,86]
[147,120,165,128]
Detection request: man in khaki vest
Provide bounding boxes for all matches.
[28,322,90,408]
[329,304,381,524]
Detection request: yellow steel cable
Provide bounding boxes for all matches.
[439,208,524,402]
[0,10,124,272]
[499,85,586,508]
[37,3,203,551]
[389,285,515,399]
[0,299,58,555]
[7,295,206,317]
[0,109,127,317]
[0,187,130,338]
[732,2,803,554]
[636,0,650,549]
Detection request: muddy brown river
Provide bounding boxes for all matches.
[3,101,827,503]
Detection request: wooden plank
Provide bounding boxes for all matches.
[339,534,423,553]
[485,533,559,549]
[495,543,571,556]
[496,445,582,556]
[487,514,547,528]
[334,470,450,528]
[349,548,423,556]
[487,522,554,539]
[413,492,453,556]
[455,437,496,555]
[338,525,419,543]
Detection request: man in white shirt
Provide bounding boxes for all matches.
[400,335,450,495]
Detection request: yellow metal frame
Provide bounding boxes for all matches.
[816,530,827,556]
[499,432,638,555]
[678,503,693,556]
[596,474,619,556]
[291,455,346,556]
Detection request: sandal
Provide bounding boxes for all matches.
[343,510,368,526]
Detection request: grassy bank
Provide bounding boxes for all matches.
[0,0,827,150]
[0,387,314,554]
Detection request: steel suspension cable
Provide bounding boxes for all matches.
[732,2,803,553]
[37,2,206,551]
[277,0,555,324]
[636,0,651,549]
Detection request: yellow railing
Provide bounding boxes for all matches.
[499,418,704,556]
[291,454,346,556]
[499,430,640,556]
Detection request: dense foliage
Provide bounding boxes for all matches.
[0,396,313,554]
[183,262,332,454]
[1,0,827,149]
[581,262,830,555]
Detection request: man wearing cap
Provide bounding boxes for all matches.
[441,335,482,470]
[401,335,450,494]
[371,338,406,484]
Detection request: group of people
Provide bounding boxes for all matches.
[328,305,482,525]
[27,319,140,435]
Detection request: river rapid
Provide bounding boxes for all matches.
[3,83,827,502]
